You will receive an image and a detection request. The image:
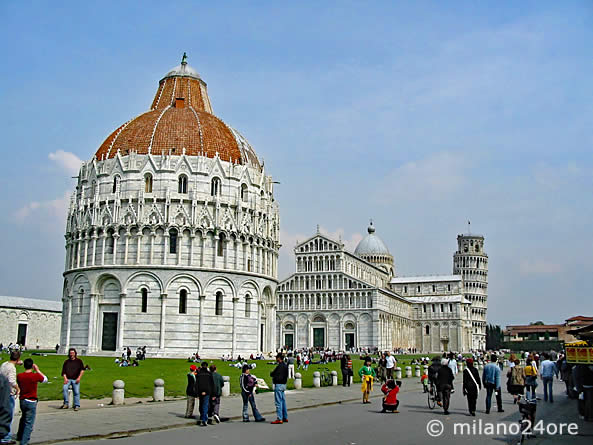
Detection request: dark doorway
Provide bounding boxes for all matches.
[313,328,325,348]
[345,333,355,350]
[284,333,294,349]
[101,313,118,351]
[17,324,27,346]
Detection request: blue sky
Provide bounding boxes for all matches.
[0,1,591,325]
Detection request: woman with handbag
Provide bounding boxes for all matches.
[507,359,526,404]
[462,358,481,416]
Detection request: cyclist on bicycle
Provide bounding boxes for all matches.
[428,357,442,403]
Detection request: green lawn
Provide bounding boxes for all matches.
[1,352,431,401]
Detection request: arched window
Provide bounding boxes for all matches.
[106,230,115,254]
[245,295,251,317]
[78,289,84,313]
[217,233,225,257]
[211,177,221,196]
[215,291,223,315]
[425,325,430,335]
[169,229,178,254]
[313,315,324,323]
[145,174,153,193]
[344,322,355,330]
[285,323,294,330]
[240,184,248,201]
[178,175,188,194]
[179,289,187,314]
[141,288,148,313]
[112,175,120,193]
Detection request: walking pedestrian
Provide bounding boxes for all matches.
[524,358,538,400]
[540,353,558,403]
[377,353,387,383]
[195,362,214,427]
[482,354,503,414]
[286,353,295,380]
[184,365,197,418]
[436,358,454,415]
[270,353,288,424]
[462,358,481,416]
[61,348,84,411]
[208,364,224,423]
[507,359,525,404]
[0,350,20,444]
[16,359,47,445]
[240,365,265,422]
[358,357,376,404]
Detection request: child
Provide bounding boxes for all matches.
[421,372,429,393]
[381,379,401,413]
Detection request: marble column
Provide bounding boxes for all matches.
[112,234,119,265]
[197,295,205,354]
[65,296,72,350]
[231,297,238,356]
[87,293,98,352]
[117,293,126,351]
[159,293,167,350]
[91,234,98,266]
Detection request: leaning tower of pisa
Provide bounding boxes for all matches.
[453,233,488,350]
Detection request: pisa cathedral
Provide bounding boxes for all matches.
[59,55,487,357]
[276,224,488,352]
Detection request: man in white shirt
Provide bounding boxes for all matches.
[385,352,397,380]
[0,350,21,444]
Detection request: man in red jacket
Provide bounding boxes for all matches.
[381,379,400,413]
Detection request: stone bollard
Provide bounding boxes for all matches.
[112,380,125,405]
[405,366,412,378]
[395,367,402,379]
[294,373,302,390]
[313,371,321,388]
[423,365,429,375]
[68,388,74,407]
[458,362,464,372]
[478,363,484,372]
[153,378,165,402]
[222,376,230,397]
[504,360,509,368]
[415,366,421,377]
[331,370,338,386]
[349,374,353,385]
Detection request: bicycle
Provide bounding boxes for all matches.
[516,395,537,444]
[319,368,333,387]
[427,380,438,409]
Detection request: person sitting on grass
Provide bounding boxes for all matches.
[381,379,400,413]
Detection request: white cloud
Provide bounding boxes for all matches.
[48,150,82,175]
[378,151,469,203]
[13,191,71,224]
[519,259,563,276]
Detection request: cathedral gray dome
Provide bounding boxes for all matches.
[354,222,390,256]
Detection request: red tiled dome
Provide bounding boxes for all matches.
[94,58,260,169]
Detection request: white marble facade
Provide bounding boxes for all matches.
[60,60,280,358]
[0,297,62,350]
[277,225,487,353]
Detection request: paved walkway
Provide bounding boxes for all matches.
[14,381,390,444]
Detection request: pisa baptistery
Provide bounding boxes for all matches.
[60,55,280,357]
